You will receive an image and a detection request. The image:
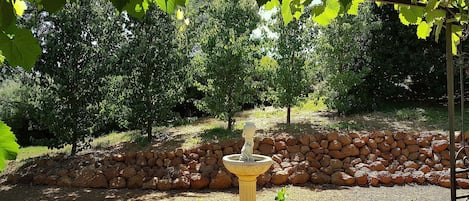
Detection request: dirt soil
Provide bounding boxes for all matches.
[1,183,468,201]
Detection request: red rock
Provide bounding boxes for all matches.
[353,138,366,148]
[331,172,355,186]
[378,142,391,153]
[329,140,342,151]
[329,151,346,159]
[262,137,275,145]
[190,173,210,189]
[310,142,320,149]
[417,138,430,147]
[320,140,329,149]
[57,176,72,187]
[287,145,300,153]
[407,145,420,153]
[258,144,275,155]
[157,179,173,190]
[257,173,271,186]
[360,146,371,155]
[354,170,368,186]
[127,175,143,189]
[121,167,137,179]
[342,144,360,157]
[142,178,157,190]
[378,171,392,184]
[271,170,289,185]
[327,132,339,141]
[209,170,232,189]
[299,135,311,146]
[411,171,425,184]
[311,172,331,184]
[432,140,449,152]
[391,172,404,185]
[457,178,469,188]
[286,137,297,146]
[425,172,441,185]
[370,161,385,171]
[338,134,352,145]
[368,171,379,186]
[109,177,126,189]
[172,176,191,189]
[394,132,407,140]
[404,135,417,145]
[113,154,125,162]
[320,155,331,167]
[89,174,108,188]
[404,161,418,169]
[419,165,431,173]
[439,175,451,188]
[330,159,343,170]
[275,141,287,151]
[288,171,310,185]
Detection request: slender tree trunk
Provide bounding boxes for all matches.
[228,115,233,131]
[71,133,78,156]
[146,119,153,143]
[287,105,291,125]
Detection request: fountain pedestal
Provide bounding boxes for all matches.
[222,154,273,201]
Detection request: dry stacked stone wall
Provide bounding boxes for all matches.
[6,131,469,190]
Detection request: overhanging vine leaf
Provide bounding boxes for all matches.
[0,28,42,70]
[0,121,19,172]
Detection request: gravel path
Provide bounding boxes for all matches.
[1,184,468,201]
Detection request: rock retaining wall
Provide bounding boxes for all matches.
[6,131,469,190]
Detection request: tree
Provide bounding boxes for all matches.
[269,10,312,124]
[313,3,380,114]
[33,0,122,155]
[123,6,185,142]
[195,0,260,131]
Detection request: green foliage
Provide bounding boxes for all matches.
[32,0,122,155]
[314,3,379,114]
[275,186,288,201]
[195,0,260,130]
[0,120,19,172]
[123,6,185,142]
[201,127,237,141]
[0,28,41,70]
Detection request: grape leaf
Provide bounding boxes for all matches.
[312,0,340,26]
[281,0,293,25]
[348,0,364,15]
[452,25,462,55]
[156,0,176,14]
[13,0,27,16]
[399,6,423,25]
[425,10,445,23]
[0,28,42,70]
[38,0,66,13]
[0,51,4,64]
[0,121,19,172]
[0,0,15,30]
[417,21,431,39]
[124,0,150,19]
[265,0,280,10]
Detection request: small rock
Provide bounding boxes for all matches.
[331,172,355,186]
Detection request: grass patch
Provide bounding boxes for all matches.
[200,127,239,142]
[92,131,133,149]
[16,146,70,161]
[293,96,328,112]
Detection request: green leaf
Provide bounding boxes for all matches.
[416,21,431,39]
[38,0,66,13]
[110,0,130,11]
[281,0,293,25]
[0,0,16,30]
[265,0,280,10]
[348,0,364,15]
[0,51,4,63]
[312,0,340,26]
[291,0,305,19]
[156,0,176,14]
[425,10,445,23]
[0,121,19,172]
[13,0,27,16]
[452,25,462,55]
[426,0,440,11]
[124,0,150,19]
[398,6,423,25]
[0,28,42,70]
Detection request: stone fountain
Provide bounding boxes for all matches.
[222,122,273,201]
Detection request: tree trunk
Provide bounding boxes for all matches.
[146,119,153,143]
[287,105,291,125]
[228,115,233,131]
[71,137,77,156]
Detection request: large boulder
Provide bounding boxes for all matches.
[311,172,331,184]
[190,173,210,189]
[331,172,355,186]
[288,171,310,185]
[432,140,449,153]
[271,170,289,185]
[209,170,232,189]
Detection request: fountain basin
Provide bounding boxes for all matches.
[222,154,273,176]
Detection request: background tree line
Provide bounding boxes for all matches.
[0,1,457,154]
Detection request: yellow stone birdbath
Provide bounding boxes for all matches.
[222,122,273,201]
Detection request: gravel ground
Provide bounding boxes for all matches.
[1,184,468,201]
